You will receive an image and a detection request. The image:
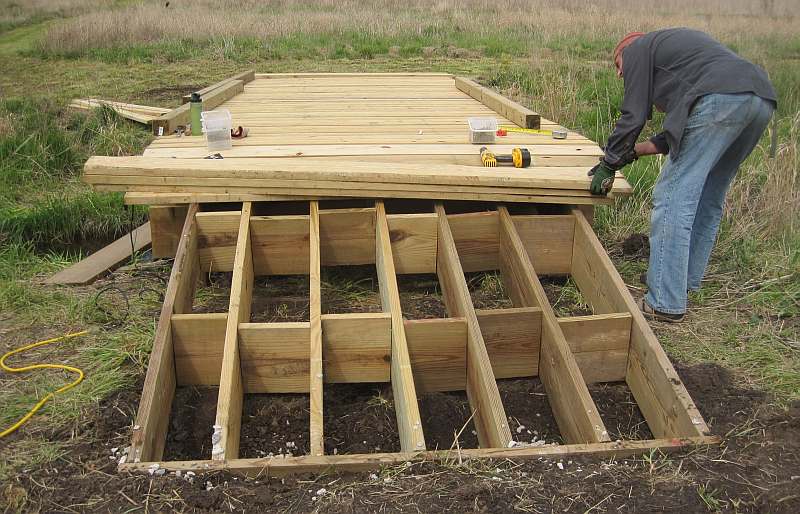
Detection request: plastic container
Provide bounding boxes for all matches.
[467,117,498,144]
[201,109,233,151]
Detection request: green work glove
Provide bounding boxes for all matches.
[588,161,616,196]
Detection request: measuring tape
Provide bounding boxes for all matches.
[498,126,568,139]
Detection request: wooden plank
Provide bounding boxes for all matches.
[454,77,540,129]
[497,206,608,444]
[152,80,245,135]
[435,203,511,448]
[45,223,151,285]
[213,203,254,461]
[558,313,631,383]
[569,208,709,438]
[250,216,310,275]
[513,215,575,275]
[386,214,438,274]
[448,211,499,273]
[309,201,324,457]
[375,201,426,452]
[319,208,375,266]
[404,318,467,393]
[120,436,720,477]
[129,204,198,463]
[475,307,541,379]
[149,206,188,258]
[127,192,328,205]
[182,70,255,103]
[239,323,310,393]
[84,156,629,192]
[322,313,391,383]
[172,313,227,386]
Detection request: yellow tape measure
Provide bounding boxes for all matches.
[499,126,568,139]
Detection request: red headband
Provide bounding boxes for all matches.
[614,32,645,61]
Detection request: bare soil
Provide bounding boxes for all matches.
[250,275,310,322]
[239,394,310,459]
[323,383,400,455]
[417,391,479,450]
[497,378,563,445]
[396,274,447,319]
[3,362,799,513]
[163,386,218,461]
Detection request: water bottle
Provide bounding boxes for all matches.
[190,93,202,136]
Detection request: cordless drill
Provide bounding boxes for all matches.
[479,146,532,168]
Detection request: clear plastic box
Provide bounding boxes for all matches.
[467,117,498,144]
[201,109,233,151]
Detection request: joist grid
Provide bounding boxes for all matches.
[123,201,716,476]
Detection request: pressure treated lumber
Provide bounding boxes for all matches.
[213,203,254,460]
[149,206,188,258]
[569,208,709,438]
[309,202,325,456]
[129,204,199,463]
[435,203,512,448]
[152,80,244,135]
[182,70,255,103]
[45,222,151,285]
[454,77,540,129]
[497,206,609,444]
[376,201,427,452]
[120,435,720,478]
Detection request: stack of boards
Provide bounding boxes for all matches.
[70,99,170,125]
[82,72,630,206]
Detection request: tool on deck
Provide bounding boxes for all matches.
[497,126,568,139]
[480,146,532,168]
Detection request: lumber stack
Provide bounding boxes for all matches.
[69,99,170,125]
[84,156,631,205]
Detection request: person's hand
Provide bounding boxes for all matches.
[588,161,616,196]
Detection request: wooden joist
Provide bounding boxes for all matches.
[181,70,256,104]
[454,77,541,129]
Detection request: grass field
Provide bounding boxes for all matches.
[0,1,798,511]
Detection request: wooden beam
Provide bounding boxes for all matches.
[152,80,245,135]
[128,205,198,463]
[454,77,540,129]
[375,201,427,452]
[404,318,467,393]
[322,313,391,383]
[172,313,227,386]
[150,206,188,258]
[319,208,375,266]
[558,313,631,383]
[475,307,541,379]
[435,203,512,448]
[569,208,709,438]
[386,213,438,274]
[498,206,609,444]
[239,322,310,393]
[182,70,256,103]
[120,436,719,477]
[309,201,325,456]
[45,222,151,285]
[213,202,254,461]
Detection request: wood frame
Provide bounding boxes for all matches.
[123,201,714,475]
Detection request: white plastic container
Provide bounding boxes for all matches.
[201,109,233,151]
[467,117,498,144]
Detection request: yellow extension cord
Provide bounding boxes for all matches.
[0,330,88,438]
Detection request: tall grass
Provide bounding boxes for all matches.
[33,0,799,62]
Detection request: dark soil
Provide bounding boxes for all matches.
[589,382,653,440]
[321,265,382,314]
[323,383,400,454]
[4,363,799,513]
[418,391,479,450]
[397,274,448,319]
[163,387,218,461]
[250,275,309,322]
[497,378,563,445]
[540,275,594,316]
[622,232,650,258]
[239,394,309,459]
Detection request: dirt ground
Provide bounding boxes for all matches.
[2,362,797,513]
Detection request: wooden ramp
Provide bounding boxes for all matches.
[120,201,715,477]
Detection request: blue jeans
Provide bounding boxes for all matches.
[645,93,774,314]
